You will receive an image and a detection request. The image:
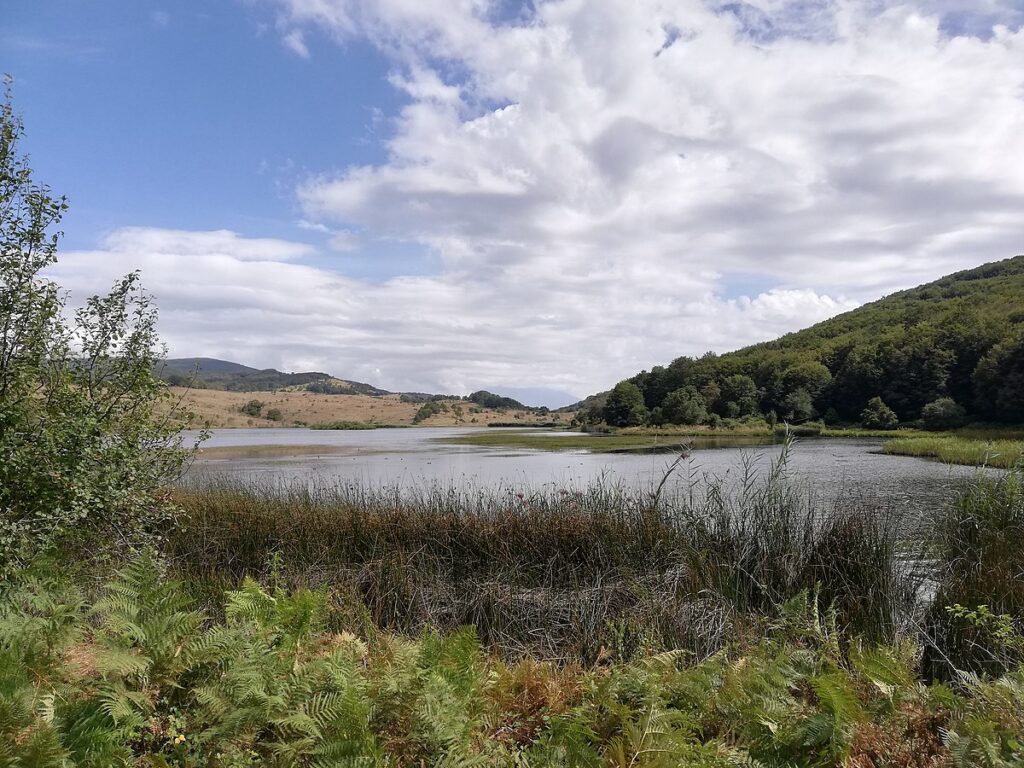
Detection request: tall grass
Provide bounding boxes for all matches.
[883,435,1024,469]
[169,447,916,661]
[924,468,1024,678]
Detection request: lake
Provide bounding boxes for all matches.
[183,427,988,514]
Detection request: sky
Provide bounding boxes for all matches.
[4,0,1024,407]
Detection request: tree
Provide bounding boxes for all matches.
[603,381,647,427]
[860,396,898,430]
[719,374,760,418]
[661,386,707,425]
[0,84,196,574]
[973,333,1024,423]
[782,388,815,423]
[921,397,967,431]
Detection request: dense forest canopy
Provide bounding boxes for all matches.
[592,256,1024,428]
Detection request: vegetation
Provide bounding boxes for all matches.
[3,557,1024,767]
[603,381,647,427]
[310,420,395,430]
[883,436,1024,469]
[0,86,195,576]
[860,396,899,431]
[467,390,528,410]
[592,255,1024,429]
[439,430,771,453]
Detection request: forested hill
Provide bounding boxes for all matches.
[599,255,1024,427]
[158,358,389,395]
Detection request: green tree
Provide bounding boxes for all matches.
[782,388,815,423]
[921,397,968,431]
[603,381,647,427]
[973,332,1024,423]
[860,396,898,430]
[0,85,196,574]
[719,374,760,418]
[661,386,707,425]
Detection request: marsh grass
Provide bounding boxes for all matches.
[923,468,1024,678]
[169,446,918,661]
[883,435,1024,469]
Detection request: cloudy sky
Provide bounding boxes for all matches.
[5,1,1024,406]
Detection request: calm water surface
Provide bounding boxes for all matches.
[183,427,987,513]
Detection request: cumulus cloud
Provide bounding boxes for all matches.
[52,1,1024,401]
[50,227,856,399]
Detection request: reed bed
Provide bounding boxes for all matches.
[883,435,1024,469]
[169,449,921,662]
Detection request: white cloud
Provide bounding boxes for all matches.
[52,1,1024,400]
[282,28,310,57]
[50,227,857,398]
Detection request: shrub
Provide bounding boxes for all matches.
[240,399,264,417]
[0,89,195,575]
[265,407,284,422]
[860,396,899,430]
[921,397,968,431]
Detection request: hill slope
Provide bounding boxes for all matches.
[157,357,388,395]
[602,255,1024,426]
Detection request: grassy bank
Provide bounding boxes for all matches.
[3,556,1023,767]
[883,435,1024,469]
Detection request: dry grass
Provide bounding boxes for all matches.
[172,387,569,429]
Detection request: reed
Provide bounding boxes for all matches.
[168,446,915,660]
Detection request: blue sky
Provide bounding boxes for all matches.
[4,1,1024,405]
[3,1,429,277]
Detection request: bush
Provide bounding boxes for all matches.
[0,89,195,575]
[860,396,898,430]
[240,399,264,417]
[413,401,443,423]
[265,407,284,422]
[921,397,967,431]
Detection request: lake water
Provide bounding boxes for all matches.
[183,427,988,513]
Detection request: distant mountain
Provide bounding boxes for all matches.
[157,357,388,395]
[162,358,260,376]
[590,255,1024,426]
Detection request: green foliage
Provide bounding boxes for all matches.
[925,469,1024,678]
[603,381,647,427]
[0,86,196,576]
[616,255,1024,426]
[660,386,707,425]
[922,397,968,431]
[4,559,1024,767]
[240,399,264,418]
[413,400,444,423]
[860,396,899,430]
[467,390,527,410]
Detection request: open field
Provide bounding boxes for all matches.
[173,387,570,429]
